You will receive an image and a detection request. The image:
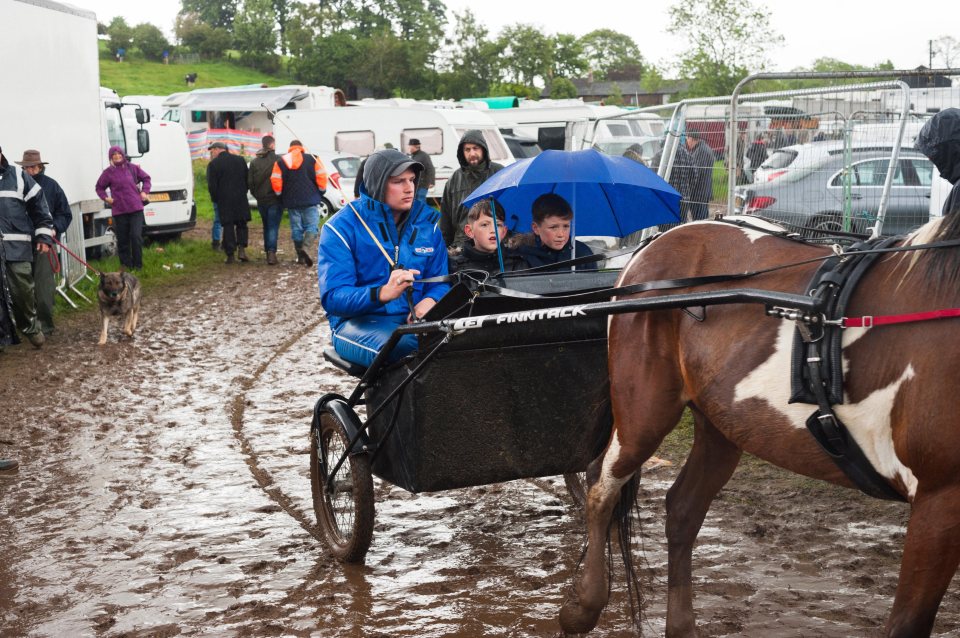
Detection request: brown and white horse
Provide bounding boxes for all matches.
[560,216,960,637]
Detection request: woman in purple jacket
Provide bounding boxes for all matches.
[95,145,151,270]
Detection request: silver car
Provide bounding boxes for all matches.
[734,150,934,236]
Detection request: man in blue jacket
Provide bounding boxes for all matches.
[318,149,450,368]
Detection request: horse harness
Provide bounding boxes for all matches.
[783,236,908,502]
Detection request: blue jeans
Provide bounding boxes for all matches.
[258,203,283,252]
[332,314,417,368]
[212,203,223,241]
[416,187,428,202]
[288,206,320,243]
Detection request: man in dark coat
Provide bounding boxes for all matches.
[17,149,72,335]
[916,107,960,218]
[247,135,282,265]
[681,131,716,222]
[440,130,503,247]
[407,138,435,202]
[206,142,250,264]
[0,143,55,349]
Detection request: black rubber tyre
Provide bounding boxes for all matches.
[563,472,588,509]
[310,407,375,562]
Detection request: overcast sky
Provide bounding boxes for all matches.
[73,0,959,73]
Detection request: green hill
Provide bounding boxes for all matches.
[98,42,292,97]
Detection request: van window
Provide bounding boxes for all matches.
[162,109,179,123]
[336,130,375,156]
[104,107,126,152]
[402,128,442,154]
[190,111,206,123]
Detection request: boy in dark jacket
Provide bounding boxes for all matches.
[247,135,282,264]
[448,199,527,275]
[510,193,597,271]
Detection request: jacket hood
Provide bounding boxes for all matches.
[456,130,490,169]
[361,148,422,203]
[107,145,127,164]
[916,108,960,185]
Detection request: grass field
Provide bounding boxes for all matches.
[98,41,291,97]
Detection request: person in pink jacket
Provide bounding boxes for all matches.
[95,145,151,270]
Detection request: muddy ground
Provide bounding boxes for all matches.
[1,228,958,637]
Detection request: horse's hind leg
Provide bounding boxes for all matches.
[886,484,960,637]
[560,398,684,633]
[665,408,741,637]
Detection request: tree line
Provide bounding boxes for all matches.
[101,0,949,101]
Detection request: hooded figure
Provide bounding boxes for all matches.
[0,144,55,348]
[916,108,960,217]
[318,149,450,367]
[440,130,504,247]
[95,145,151,270]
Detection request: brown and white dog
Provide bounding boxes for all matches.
[97,271,142,345]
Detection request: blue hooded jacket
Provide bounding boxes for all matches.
[318,150,450,332]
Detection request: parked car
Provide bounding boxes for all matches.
[248,150,359,215]
[593,136,661,165]
[502,133,541,159]
[734,150,934,236]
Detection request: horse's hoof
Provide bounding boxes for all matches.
[559,601,602,634]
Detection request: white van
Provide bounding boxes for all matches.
[273,107,513,199]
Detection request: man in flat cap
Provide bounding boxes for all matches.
[407,138,435,203]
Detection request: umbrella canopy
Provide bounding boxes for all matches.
[462,148,682,238]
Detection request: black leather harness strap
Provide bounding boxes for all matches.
[791,236,907,502]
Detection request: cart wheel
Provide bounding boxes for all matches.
[563,472,588,508]
[310,407,375,562]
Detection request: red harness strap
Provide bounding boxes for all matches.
[842,308,960,328]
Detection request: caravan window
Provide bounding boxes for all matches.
[190,111,206,123]
[402,128,442,154]
[456,128,510,162]
[336,130,375,156]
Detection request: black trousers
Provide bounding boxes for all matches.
[114,210,145,269]
[222,221,248,255]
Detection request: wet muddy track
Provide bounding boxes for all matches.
[1,252,959,637]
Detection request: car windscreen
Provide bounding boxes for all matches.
[762,149,799,170]
[332,157,360,178]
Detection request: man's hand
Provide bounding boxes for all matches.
[36,243,50,254]
[408,297,436,323]
[378,268,420,303]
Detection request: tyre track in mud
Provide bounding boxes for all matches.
[230,318,326,544]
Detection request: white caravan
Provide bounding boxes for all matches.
[161,85,345,134]
[273,107,513,199]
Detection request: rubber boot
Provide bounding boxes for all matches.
[300,232,317,267]
[294,241,305,265]
[267,251,277,265]
[225,252,236,264]
[237,246,249,262]
[211,240,221,251]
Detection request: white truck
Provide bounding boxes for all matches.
[273,106,513,199]
[2,0,195,280]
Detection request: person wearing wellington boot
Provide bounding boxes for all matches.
[271,140,327,266]
[206,142,250,264]
[318,149,449,367]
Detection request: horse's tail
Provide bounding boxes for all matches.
[611,473,644,630]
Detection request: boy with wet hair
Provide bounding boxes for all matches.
[510,193,597,271]
[448,199,527,274]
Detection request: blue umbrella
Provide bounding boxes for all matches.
[462,148,682,238]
